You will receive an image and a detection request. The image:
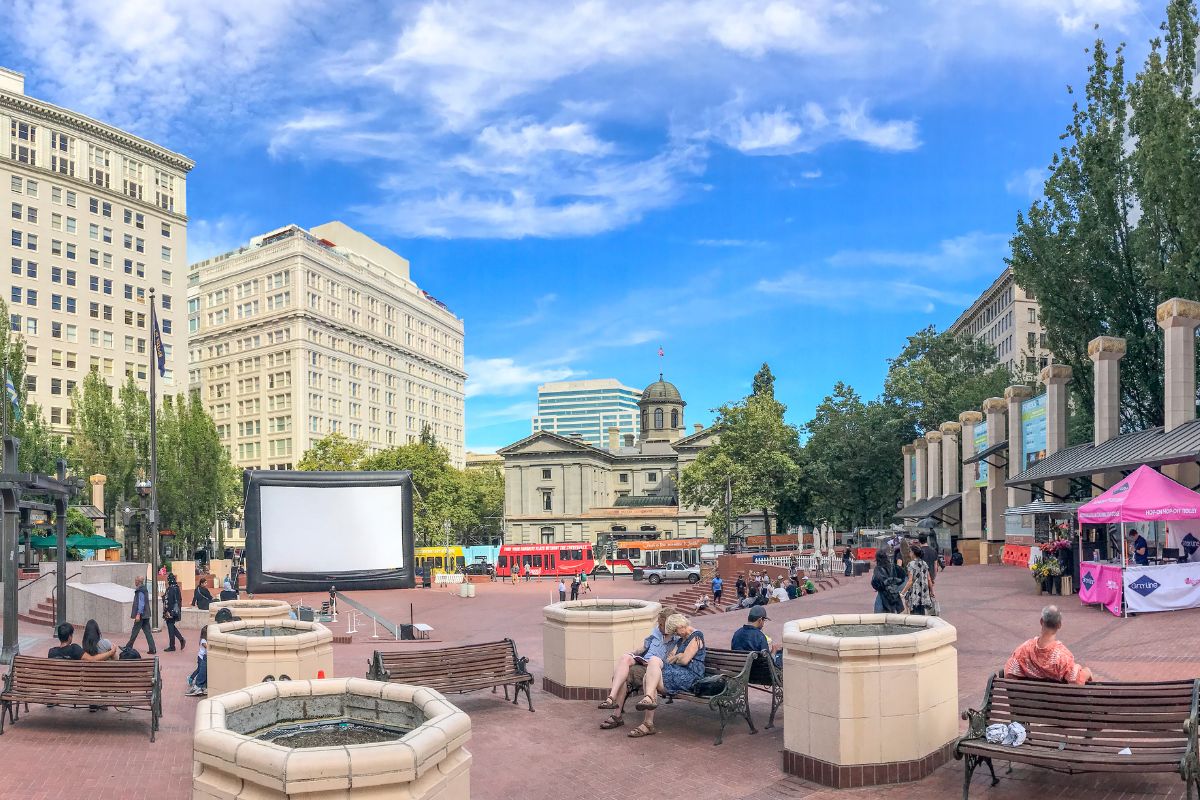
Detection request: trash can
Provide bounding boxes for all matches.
[398,624,415,641]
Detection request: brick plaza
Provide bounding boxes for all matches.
[2,565,1198,800]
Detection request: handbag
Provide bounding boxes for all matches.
[931,598,942,617]
[691,674,726,697]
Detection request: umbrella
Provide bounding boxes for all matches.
[916,517,938,529]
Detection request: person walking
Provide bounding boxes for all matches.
[579,569,590,595]
[558,578,567,602]
[570,575,580,601]
[711,574,723,607]
[192,577,213,610]
[163,573,187,652]
[871,549,904,613]
[125,576,156,654]
[900,544,934,615]
[843,547,853,577]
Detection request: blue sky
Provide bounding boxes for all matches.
[1,0,1165,451]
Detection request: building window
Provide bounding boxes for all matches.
[670,409,678,428]
[10,120,36,165]
[123,159,144,200]
[87,145,111,188]
[619,473,629,483]
[541,490,553,512]
[647,472,658,482]
[50,131,74,176]
[540,527,555,544]
[654,408,664,429]
[1028,308,1036,324]
[541,468,551,480]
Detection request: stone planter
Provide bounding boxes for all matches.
[207,620,334,696]
[782,613,958,789]
[193,677,471,799]
[209,598,293,623]
[542,599,661,700]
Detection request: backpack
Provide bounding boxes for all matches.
[119,646,142,660]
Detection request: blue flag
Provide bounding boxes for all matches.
[4,372,19,422]
[151,301,165,377]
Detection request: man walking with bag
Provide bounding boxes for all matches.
[125,575,157,654]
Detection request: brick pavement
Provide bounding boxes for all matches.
[1,565,1197,799]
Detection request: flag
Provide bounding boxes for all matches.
[4,371,19,422]
[150,302,166,377]
[657,346,664,357]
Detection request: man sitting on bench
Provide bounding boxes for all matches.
[1004,605,1093,685]
[48,622,83,660]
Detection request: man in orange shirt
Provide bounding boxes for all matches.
[1005,605,1094,685]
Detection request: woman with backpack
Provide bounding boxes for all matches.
[163,573,186,651]
[192,576,213,611]
[871,549,905,613]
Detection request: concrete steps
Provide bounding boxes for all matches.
[18,599,56,627]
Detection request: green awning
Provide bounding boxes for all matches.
[68,535,121,549]
[28,534,58,548]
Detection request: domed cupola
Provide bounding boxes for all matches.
[639,373,686,443]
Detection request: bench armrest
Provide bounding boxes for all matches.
[506,638,531,677]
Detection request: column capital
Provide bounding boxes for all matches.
[1088,335,1126,361]
[1040,363,1073,384]
[959,410,984,425]
[89,474,107,486]
[939,421,962,436]
[982,397,1007,414]
[925,431,943,443]
[901,444,916,455]
[1004,384,1034,403]
[1156,297,1200,329]
[913,438,927,450]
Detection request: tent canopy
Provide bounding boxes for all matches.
[1077,465,1200,524]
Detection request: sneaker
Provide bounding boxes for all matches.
[164,647,176,652]
[197,688,207,696]
[184,686,201,697]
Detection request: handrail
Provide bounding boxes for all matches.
[50,571,82,608]
[17,569,58,594]
[333,591,402,639]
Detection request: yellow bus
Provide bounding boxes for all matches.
[414,546,465,575]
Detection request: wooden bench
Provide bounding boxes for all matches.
[622,648,761,745]
[954,674,1200,799]
[367,639,534,711]
[0,655,162,742]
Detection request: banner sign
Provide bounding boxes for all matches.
[1021,393,1047,468]
[1122,562,1200,614]
[974,422,988,488]
[1079,561,1123,616]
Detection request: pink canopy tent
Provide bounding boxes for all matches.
[1077,465,1200,524]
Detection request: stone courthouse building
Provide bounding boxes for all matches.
[498,375,716,544]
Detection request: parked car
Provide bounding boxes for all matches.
[463,562,494,577]
[642,561,701,585]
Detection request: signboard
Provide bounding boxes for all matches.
[1021,393,1048,468]
[974,422,988,488]
[1122,562,1200,614]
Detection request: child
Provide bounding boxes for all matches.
[186,625,208,697]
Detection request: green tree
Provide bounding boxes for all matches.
[752,362,776,399]
[70,372,146,518]
[362,440,464,546]
[297,432,368,471]
[65,506,96,538]
[16,403,68,474]
[460,464,504,543]
[883,326,1011,435]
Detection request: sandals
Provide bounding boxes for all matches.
[597,696,619,710]
[634,694,658,711]
[628,722,657,738]
[600,714,624,730]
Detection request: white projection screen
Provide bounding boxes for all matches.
[243,470,415,593]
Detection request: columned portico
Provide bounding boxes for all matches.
[1088,336,1126,493]
[982,397,1007,563]
[1157,299,1200,487]
[959,411,984,562]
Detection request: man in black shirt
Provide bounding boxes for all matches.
[918,533,939,584]
[48,622,83,660]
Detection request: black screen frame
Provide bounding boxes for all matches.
[243,469,415,593]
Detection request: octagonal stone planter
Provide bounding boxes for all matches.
[207,619,335,697]
[193,677,471,799]
[209,598,293,623]
[781,613,958,788]
[542,599,661,700]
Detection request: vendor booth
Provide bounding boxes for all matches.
[1077,465,1200,616]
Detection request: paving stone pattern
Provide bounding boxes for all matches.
[1,565,1197,799]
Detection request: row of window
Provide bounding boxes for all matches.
[10,228,172,262]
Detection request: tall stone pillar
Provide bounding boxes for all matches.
[1041,364,1073,499]
[90,474,107,536]
[914,439,928,501]
[925,431,942,500]
[959,411,984,559]
[901,444,915,509]
[939,422,961,497]
[1006,385,1034,510]
[983,397,1008,563]
[1158,298,1200,487]
[1089,336,1126,492]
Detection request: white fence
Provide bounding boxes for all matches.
[434,573,465,586]
[750,555,838,575]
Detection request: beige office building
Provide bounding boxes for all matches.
[948,266,1048,377]
[1,68,192,431]
[187,222,466,470]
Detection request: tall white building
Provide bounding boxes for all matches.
[532,378,641,449]
[948,266,1048,376]
[1,67,192,432]
[188,222,466,469]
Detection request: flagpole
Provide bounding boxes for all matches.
[149,289,160,632]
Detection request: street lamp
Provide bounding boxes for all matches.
[134,478,159,631]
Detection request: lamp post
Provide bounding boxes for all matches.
[135,477,158,630]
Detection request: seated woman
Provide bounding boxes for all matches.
[80,619,118,662]
[186,626,209,697]
[598,607,676,730]
[629,613,706,738]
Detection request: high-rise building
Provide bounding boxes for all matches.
[947,266,1048,376]
[187,221,466,469]
[532,378,641,448]
[1,67,192,431]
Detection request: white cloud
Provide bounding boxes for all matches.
[187,215,257,263]
[755,273,974,312]
[472,401,538,423]
[478,121,613,158]
[716,101,918,155]
[827,232,1010,277]
[1006,166,1047,199]
[464,356,580,398]
[800,169,823,179]
[695,238,766,247]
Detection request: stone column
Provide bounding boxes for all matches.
[1005,385,1034,510]
[939,422,960,497]
[901,444,916,508]
[1041,364,1073,499]
[1157,298,1200,487]
[983,397,1008,561]
[925,431,942,500]
[1089,335,1126,492]
[959,411,984,557]
[90,474,107,536]
[914,439,928,501]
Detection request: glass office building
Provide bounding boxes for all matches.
[532,379,640,449]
